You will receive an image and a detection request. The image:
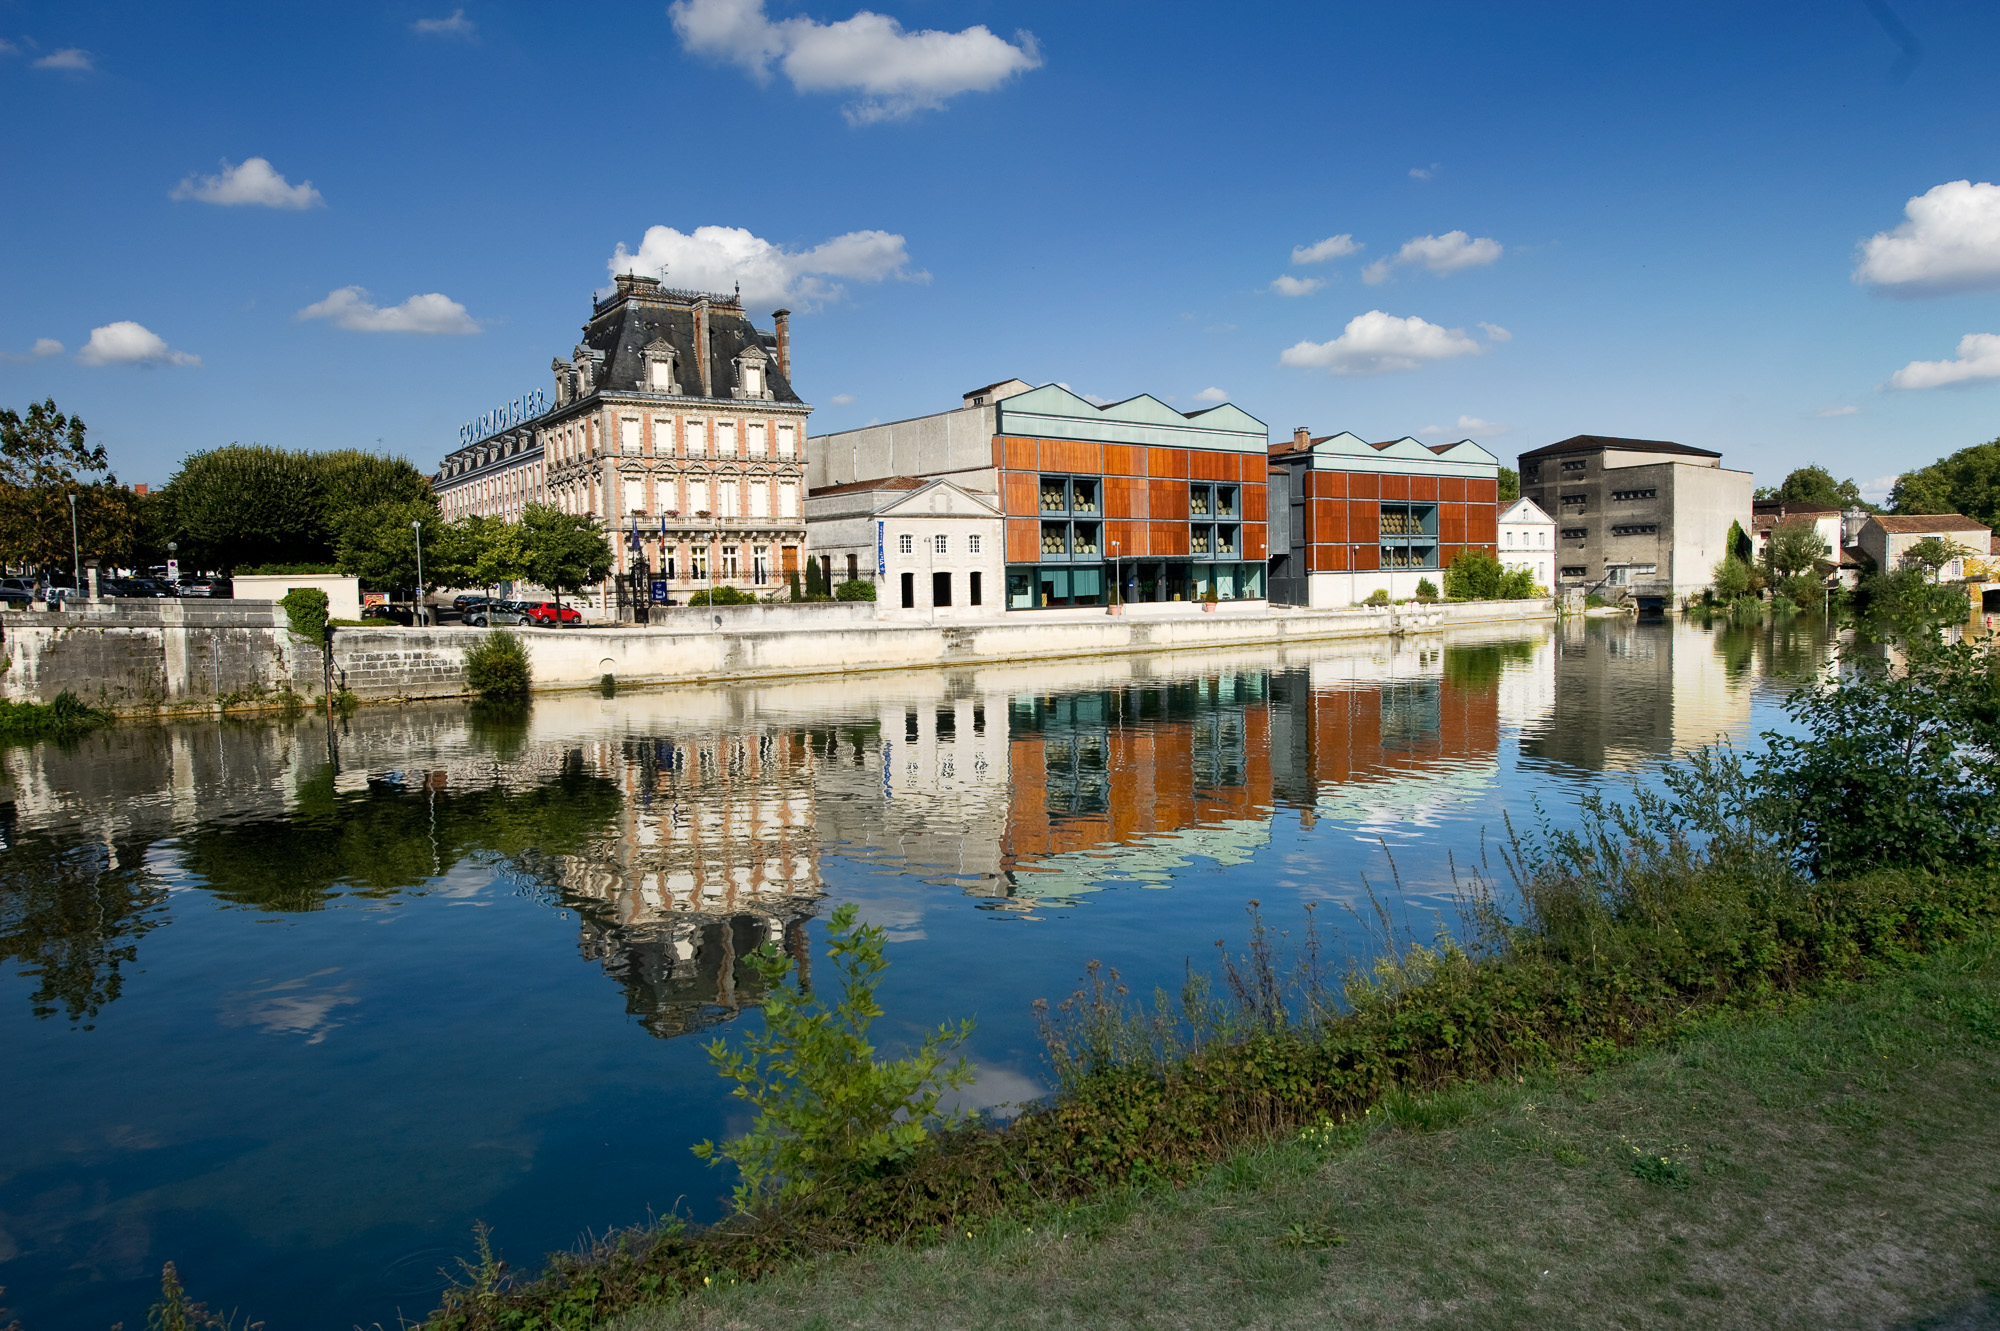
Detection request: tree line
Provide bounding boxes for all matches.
[1,399,611,596]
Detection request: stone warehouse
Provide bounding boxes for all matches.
[434,273,810,613]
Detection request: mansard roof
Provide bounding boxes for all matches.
[1518,434,1721,462]
[579,276,802,405]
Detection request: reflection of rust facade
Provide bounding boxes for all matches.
[1279,677,1501,788]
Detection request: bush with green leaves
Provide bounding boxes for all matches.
[805,559,829,599]
[693,903,975,1208]
[278,587,329,641]
[1855,567,1970,640]
[1363,588,1390,606]
[688,585,756,606]
[461,630,531,700]
[833,578,877,602]
[1415,577,1439,602]
[1441,549,1537,601]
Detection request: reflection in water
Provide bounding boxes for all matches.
[0,615,1836,1331]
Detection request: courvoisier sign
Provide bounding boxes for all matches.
[460,389,550,447]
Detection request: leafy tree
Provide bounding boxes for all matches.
[1761,517,1831,580]
[1890,439,2000,528]
[1497,466,1519,503]
[517,503,611,616]
[805,558,828,599]
[1712,553,1756,600]
[693,903,974,1207]
[427,513,518,594]
[1755,465,1867,510]
[1902,535,1973,578]
[0,399,142,575]
[335,500,436,593]
[1726,519,1754,565]
[316,449,434,530]
[157,445,331,571]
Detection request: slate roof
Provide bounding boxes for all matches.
[1518,434,1722,462]
[580,280,802,404]
[808,476,927,499]
[1869,513,1990,534]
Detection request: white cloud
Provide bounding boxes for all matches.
[1362,230,1503,284]
[77,322,199,367]
[1419,415,1507,437]
[609,223,921,308]
[1854,180,2000,297]
[670,0,1041,124]
[297,287,480,335]
[412,9,475,37]
[831,393,856,405]
[1816,404,1860,417]
[33,47,94,71]
[0,38,17,55]
[1859,474,1899,503]
[1193,386,1228,403]
[1291,235,1360,265]
[170,157,324,210]
[0,338,64,362]
[1478,321,1512,342]
[1269,274,1324,297]
[1279,310,1483,377]
[1887,332,2000,389]
[1410,163,1439,180]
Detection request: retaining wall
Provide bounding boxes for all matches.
[0,597,1555,710]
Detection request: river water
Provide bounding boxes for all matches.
[0,614,1832,1329]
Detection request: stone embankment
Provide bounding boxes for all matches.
[0,597,1555,712]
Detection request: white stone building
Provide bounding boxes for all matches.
[1497,497,1556,590]
[804,478,1005,618]
[434,274,811,616]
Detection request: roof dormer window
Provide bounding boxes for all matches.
[642,337,680,394]
[732,344,774,401]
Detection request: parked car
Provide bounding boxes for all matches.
[522,600,583,626]
[176,577,230,598]
[111,578,174,598]
[0,579,34,608]
[360,602,415,626]
[466,599,531,627]
[452,593,491,613]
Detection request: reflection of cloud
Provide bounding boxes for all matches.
[222,969,358,1044]
[939,1064,1045,1117]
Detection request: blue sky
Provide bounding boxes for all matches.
[4,0,2000,498]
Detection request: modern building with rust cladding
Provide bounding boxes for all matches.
[809,382,1272,609]
[1265,428,1502,607]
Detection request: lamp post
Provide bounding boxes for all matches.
[167,540,179,590]
[1111,539,1120,612]
[68,492,80,593]
[410,520,425,625]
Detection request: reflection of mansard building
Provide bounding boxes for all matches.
[434,273,811,613]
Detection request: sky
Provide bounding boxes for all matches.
[4,0,2000,501]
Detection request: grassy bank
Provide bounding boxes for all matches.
[0,690,112,742]
[627,934,2000,1330]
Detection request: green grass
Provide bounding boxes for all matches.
[0,691,113,741]
[616,937,2000,1331]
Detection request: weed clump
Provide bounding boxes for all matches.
[461,630,530,700]
[0,690,112,741]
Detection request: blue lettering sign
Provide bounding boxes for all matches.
[876,521,885,577]
[650,580,670,604]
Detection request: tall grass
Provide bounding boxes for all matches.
[0,690,112,741]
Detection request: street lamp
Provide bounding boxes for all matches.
[410,520,425,625]
[68,492,80,593]
[1111,539,1120,611]
[167,540,179,590]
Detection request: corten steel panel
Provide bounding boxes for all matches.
[1105,476,1146,518]
[1190,449,1231,482]
[1467,477,1498,505]
[1411,476,1439,502]
[1244,484,1268,522]
[1148,448,1190,479]
[1004,437,1039,472]
[1381,474,1411,501]
[1355,543,1380,571]
[992,437,1007,470]
[1467,505,1498,544]
[1042,438,1103,475]
[1151,522,1190,556]
[1309,544,1337,572]
[1321,502,1348,544]
[1442,477,1466,502]
[1308,498,1339,545]
[1440,544,1462,567]
[1440,505,1466,544]
[1148,479,1189,520]
[1004,472,1040,516]
[1245,524,1268,559]
[1108,520,1146,558]
[1311,470,1350,499]
[1349,501,1380,543]
[1007,520,1041,563]
[1104,444,1147,476]
[1349,472,1380,499]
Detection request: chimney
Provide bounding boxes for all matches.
[693,297,712,398]
[772,308,791,382]
[1293,426,1311,448]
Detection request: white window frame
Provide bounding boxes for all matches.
[898,533,914,555]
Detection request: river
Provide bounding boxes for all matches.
[0,612,1833,1328]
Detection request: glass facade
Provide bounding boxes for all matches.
[1378,502,1438,570]
[1008,471,1266,610]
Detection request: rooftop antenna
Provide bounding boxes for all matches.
[655,264,669,283]
[734,280,740,301]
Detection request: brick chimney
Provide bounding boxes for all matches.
[772,308,791,382]
[1293,426,1311,448]
[693,297,712,398]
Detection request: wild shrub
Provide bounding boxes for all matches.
[0,690,112,740]
[1363,589,1390,606]
[1415,578,1439,602]
[833,578,876,602]
[461,630,530,700]
[693,904,976,1208]
[688,586,755,606]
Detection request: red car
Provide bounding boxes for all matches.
[522,601,583,626]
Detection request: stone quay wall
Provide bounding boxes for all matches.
[0,597,1556,711]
